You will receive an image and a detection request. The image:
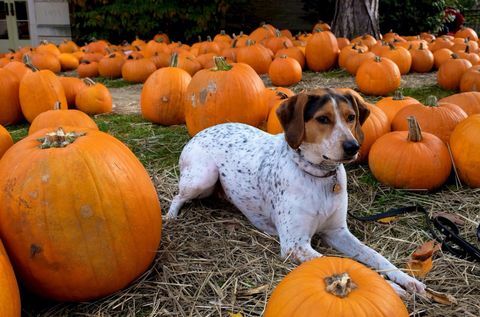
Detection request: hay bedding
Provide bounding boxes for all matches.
[25,73,480,316]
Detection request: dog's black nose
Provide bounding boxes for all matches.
[343,140,360,156]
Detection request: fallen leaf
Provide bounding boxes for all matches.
[425,288,457,305]
[432,212,465,226]
[376,216,398,224]
[229,313,244,317]
[406,240,441,277]
[237,284,268,296]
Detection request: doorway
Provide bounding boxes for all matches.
[0,0,31,53]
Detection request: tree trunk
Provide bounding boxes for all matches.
[332,0,380,39]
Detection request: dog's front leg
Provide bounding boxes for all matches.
[322,227,426,294]
[277,221,323,263]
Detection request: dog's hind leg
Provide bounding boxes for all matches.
[166,145,219,220]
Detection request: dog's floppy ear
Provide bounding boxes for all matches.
[276,93,310,149]
[343,89,370,144]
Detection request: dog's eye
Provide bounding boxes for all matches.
[316,116,330,124]
[347,114,356,122]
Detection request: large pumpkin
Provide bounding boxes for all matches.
[459,67,480,92]
[0,240,21,317]
[185,57,266,136]
[141,53,192,125]
[439,92,480,116]
[19,68,68,123]
[356,56,401,96]
[75,78,112,115]
[0,68,23,126]
[0,127,162,301]
[437,54,472,90]
[376,91,419,125]
[369,117,451,190]
[28,101,98,135]
[236,40,273,75]
[379,43,412,74]
[305,29,339,72]
[409,43,434,73]
[450,114,480,187]
[392,96,467,144]
[264,257,408,317]
[357,103,390,162]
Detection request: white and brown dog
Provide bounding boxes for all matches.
[167,88,426,295]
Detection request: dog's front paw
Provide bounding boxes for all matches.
[389,272,426,294]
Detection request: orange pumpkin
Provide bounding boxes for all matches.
[338,43,363,69]
[185,57,266,136]
[274,44,305,69]
[336,37,351,50]
[121,56,156,83]
[236,40,273,75]
[58,77,87,108]
[433,48,454,69]
[249,23,276,43]
[358,103,390,162]
[376,91,419,125]
[409,42,434,73]
[176,53,202,76]
[0,127,162,301]
[59,53,79,71]
[450,114,480,187]
[455,27,478,41]
[265,29,294,54]
[98,54,125,79]
[305,29,339,72]
[392,96,467,144]
[263,87,295,112]
[28,51,61,73]
[59,40,79,53]
[0,125,13,159]
[312,20,331,32]
[379,43,412,74]
[266,91,293,134]
[75,78,112,114]
[460,67,480,92]
[19,68,68,123]
[141,53,191,125]
[440,92,480,116]
[0,69,23,126]
[0,240,21,317]
[3,60,32,81]
[344,48,375,75]
[352,34,377,49]
[455,45,480,65]
[268,55,302,87]
[356,56,401,96]
[264,257,408,317]
[213,30,232,44]
[77,60,99,78]
[369,116,451,190]
[437,54,472,90]
[28,101,98,135]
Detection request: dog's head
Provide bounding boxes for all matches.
[276,88,370,164]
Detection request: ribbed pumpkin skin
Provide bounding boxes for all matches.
[0,240,21,317]
[19,70,68,123]
[59,77,87,108]
[376,95,419,125]
[141,66,191,125]
[185,62,266,136]
[437,57,472,90]
[440,92,480,116]
[28,109,98,135]
[75,82,112,115]
[459,68,480,92]
[3,61,32,81]
[0,125,14,159]
[379,45,412,74]
[450,114,480,187]
[236,43,273,75]
[392,101,467,144]
[0,69,23,126]
[305,30,339,72]
[268,56,302,86]
[77,61,99,78]
[121,58,157,83]
[356,57,401,96]
[358,104,390,162]
[369,130,451,190]
[0,127,162,301]
[264,257,408,317]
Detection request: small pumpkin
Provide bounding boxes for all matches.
[409,42,434,73]
[27,51,61,73]
[264,257,408,317]
[77,60,99,78]
[0,240,21,317]
[28,101,98,135]
[176,53,202,76]
[98,54,125,79]
[141,53,192,125]
[266,91,292,134]
[59,39,79,53]
[392,96,467,144]
[59,53,79,71]
[433,48,454,69]
[185,57,266,136]
[376,90,419,125]
[75,78,112,114]
[59,77,87,108]
[357,103,390,162]
[439,92,480,116]
[121,55,157,83]
[305,29,339,72]
[356,56,401,96]
[369,116,451,190]
[274,44,305,69]
[268,55,302,87]
[344,48,375,75]
[236,39,273,75]
[0,127,162,301]
[379,43,412,74]
[459,67,480,92]
[352,34,377,49]
[437,54,472,90]
[265,29,294,54]
[0,68,23,126]
[450,114,480,187]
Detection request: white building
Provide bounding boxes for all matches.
[0,0,71,52]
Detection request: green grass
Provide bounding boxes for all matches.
[94,77,139,88]
[320,68,351,78]
[400,85,455,103]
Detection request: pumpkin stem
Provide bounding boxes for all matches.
[278,54,288,59]
[451,53,459,59]
[392,90,405,100]
[53,101,61,111]
[207,35,212,42]
[388,42,396,50]
[213,56,233,71]
[220,30,226,35]
[170,52,179,67]
[275,29,281,37]
[374,56,382,62]
[275,91,289,99]
[155,37,164,43]
[38,128,86,149]
[83,77,96,86]
[22,55,38,72]
[246,39,255,46]
[407,116,423,142]
[419,42,424,50]
[465,45,470,53]
[325,272,357,298]
[424,95,438,107]
[283,41,290,49]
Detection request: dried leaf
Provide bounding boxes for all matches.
[376,216,397,224]
[229,313,244,317]
[237,284,268,296]
[406,240,441,277]
[425,288,457,305]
